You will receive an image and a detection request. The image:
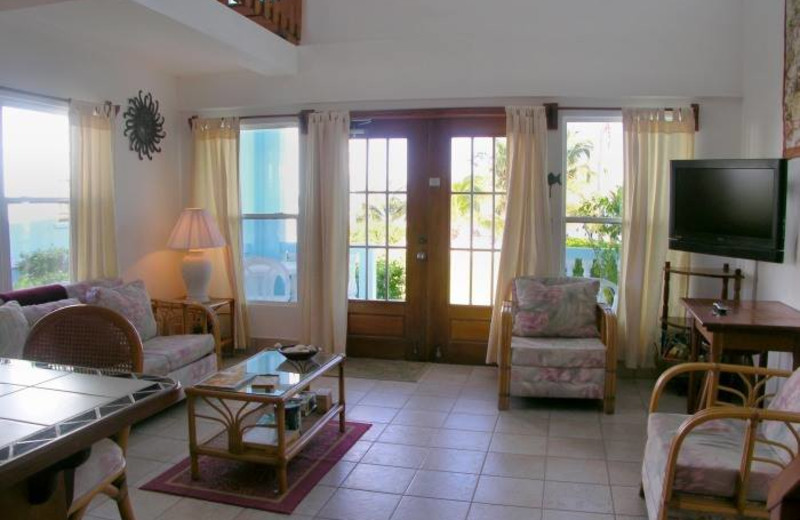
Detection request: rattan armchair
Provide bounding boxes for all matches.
[498,295,617,414]
[24,304,142,520]
[643,362,800,520]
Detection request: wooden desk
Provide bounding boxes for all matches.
[0,358,180,518]
[682,298,800,412]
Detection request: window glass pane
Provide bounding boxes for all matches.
[472,194,493,250]
[494,137,508,192]
[9,202,69,289]
[451,137,471,191]
[367,194,387,246]
[388,194,406,247]
[367,139,387,192]
[565,221,620,306]
[349,194,367,246]
[494,194,507,249]
[240,126,299,214]
[386,249,406,301]
[450,194,471,248]
[450,250,470,305]
[387,138,407,192]
[565,121,623,218]
[242,218,297,302]
[349,139,367,192]
[472,137,493,192]
[2,106,69,199]
[368,248,386,300]
[471,251,492,305]
[348,248,367,300]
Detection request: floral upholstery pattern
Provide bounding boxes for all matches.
[642,412,782,520]
[763,369,800,465]
[20,298,80,326]
[0,301,29,359]
[167,352,218,389]
[512,277,599,337]
[64,278,123,303]
[511,336,606,368]
[510,366,604,399]
[143,334,215,374]
[86,280,158,341]
[72,438,125,503]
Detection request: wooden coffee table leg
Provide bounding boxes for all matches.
[278,461,288,494]
[339,362,346,433]
[187,394,200,480]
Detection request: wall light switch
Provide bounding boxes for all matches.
[429,177,441,187]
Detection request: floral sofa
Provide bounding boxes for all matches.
[497,276,617,414]
[643,362,800,520]
[0,278,220,389]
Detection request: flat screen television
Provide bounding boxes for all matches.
[669,159,788,263]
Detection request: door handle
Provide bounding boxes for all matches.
[416,251,427,261]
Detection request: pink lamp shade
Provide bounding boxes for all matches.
[167,208,225,250]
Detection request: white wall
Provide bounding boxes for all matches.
[178,0,744,111]
[0,14,184,298]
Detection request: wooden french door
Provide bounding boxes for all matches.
[346,115,507,364]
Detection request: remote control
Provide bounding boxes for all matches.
[712,301,729,315]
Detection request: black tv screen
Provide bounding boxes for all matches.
[669,159,787,262]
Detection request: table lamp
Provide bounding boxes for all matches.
[167,208,226,302]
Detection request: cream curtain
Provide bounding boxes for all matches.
[300,111,350,354]
[618,108,695,368]
[486,106,557,364]
[191,117,248,349]
[69,102,118,280]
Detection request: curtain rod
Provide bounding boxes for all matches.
[546,103,700,131]
[0,85,120,116]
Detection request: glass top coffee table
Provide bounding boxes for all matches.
[185,349,345,494]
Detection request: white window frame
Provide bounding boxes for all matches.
[0,93,70,291]
[239,118,300,306]
[559,112,623,275]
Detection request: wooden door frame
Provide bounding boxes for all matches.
[428,117,507,364]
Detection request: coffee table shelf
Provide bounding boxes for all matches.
[185,349,345,494]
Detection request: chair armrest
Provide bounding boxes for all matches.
[662,405,800,508]
[650,362,793,413]
[497,300,513,410]
[596,303,616,369]
[151,299,222,366]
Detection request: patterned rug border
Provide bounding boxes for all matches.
[141,421,371,514]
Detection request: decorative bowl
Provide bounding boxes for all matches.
[278,345,319,361]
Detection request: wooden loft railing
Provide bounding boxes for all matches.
[220,0,301,44]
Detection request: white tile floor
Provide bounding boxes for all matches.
[85,363,686,520]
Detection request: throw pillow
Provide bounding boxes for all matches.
[86,280,157,341]
[0,301,29,359]
[21,298,81,327]
[512,277,600,337]
[65,278,124,303]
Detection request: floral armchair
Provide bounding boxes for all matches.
[643,362,800,520]
[498,276,617,414]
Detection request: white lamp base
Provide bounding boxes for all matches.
[182,249,212,302]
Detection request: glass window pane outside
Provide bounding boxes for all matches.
[2,107,69,199]
[565,121,623,218]
[239,127,299,215]
[348,137,408,302]
[8,202,70,289]
[565,221,621,307]
[242,218,298,302]
[449,136,506,305]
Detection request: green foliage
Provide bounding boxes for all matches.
[15,247,69,289]
[572,258,584,277]
[376,258,406,300]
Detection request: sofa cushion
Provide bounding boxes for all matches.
[0,284,68,306]
[763,368,800,465]
[143,334,215,374]
[511,335,606,368]
[86,280,157,341]
[21,298,80,327]
[644,412,781,504]
[512,277,599,337]
[510,366,604,399]
[64,278,123,303]
[0,301,29,359]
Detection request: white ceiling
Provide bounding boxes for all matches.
[0,0,297,77]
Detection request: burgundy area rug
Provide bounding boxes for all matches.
[142,421,370,514]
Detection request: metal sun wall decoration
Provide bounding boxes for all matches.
[123,90,166,160]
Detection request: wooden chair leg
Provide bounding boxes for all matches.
[113,474,135,520]
[68,505,89,520]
